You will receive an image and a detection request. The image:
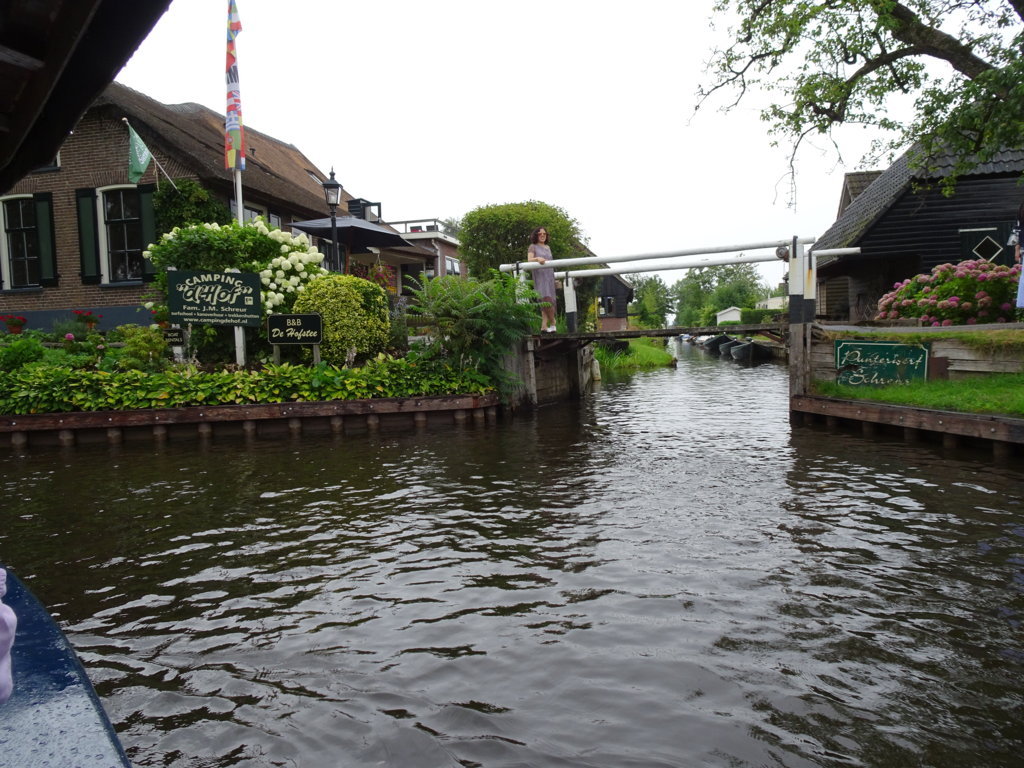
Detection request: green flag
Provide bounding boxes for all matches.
[127,124,152,183]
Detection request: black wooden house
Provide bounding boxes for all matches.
[598,275,634,331]
[812,148,1024,321]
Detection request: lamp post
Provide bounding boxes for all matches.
[322,168,343,272]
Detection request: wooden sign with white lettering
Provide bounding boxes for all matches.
[267,314,323,345]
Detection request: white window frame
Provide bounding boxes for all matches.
[0,194,38,289]
[96,184,146,284]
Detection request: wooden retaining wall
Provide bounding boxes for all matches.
[791,394,1024,457]
[792,322,1024,457]
[809,322,1024,383]
[1,394,501,450]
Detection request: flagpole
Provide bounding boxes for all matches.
[226,0,246,366]
[234,169,244,225]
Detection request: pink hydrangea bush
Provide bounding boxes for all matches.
[875,259,1021,326]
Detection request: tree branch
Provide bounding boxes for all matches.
[878,1,999,83]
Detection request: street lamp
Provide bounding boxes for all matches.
[322,168,343,272]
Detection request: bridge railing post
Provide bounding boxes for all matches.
[564,278,578,333]
[787,238,815,399]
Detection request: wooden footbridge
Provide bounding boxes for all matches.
[502,239,1023,457]
[546,323,786,343]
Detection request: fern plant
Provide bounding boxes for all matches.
[408,273,536,399]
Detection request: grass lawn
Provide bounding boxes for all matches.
[814,373,1024,418]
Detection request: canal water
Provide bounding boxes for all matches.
[2,343,1022,767]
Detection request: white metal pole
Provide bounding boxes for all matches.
[233,169,246,366]
[499,237,817,274]
[554,250,781,280]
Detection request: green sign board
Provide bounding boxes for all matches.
[168,270,262,328]
[267,313,322,345]
[834,339,930,386]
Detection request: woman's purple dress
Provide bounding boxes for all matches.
[529,243,557,304]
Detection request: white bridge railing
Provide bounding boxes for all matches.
[499,237,859,333]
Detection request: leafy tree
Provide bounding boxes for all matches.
[440,216,461,238]
[672,268,717,327]
[700,1,1024,191]
[628,274,672,328]
[671,264,768,326]
[708,264,766,313]
[459,200,586,277]
[458,200,601,330]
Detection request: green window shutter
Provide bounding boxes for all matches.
[33,192,58,286]
[138,183,158,281]
[76,188,101,284]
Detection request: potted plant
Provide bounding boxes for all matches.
[72,309,103,330]
[149,305,171,328]
[1,315,27,334]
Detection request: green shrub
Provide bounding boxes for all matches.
[145,218,328,316]
[0,358,493,415]
[388,301,410,354]
[51,318,86,341]
[153,178,232,235]
[292,274,390,366]
[115,325,170,372]
[0,337,45,371]
[740,308,780,324]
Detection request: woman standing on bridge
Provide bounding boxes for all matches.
[528,227,557,333]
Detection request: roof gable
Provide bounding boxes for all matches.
[94,82,333,218]
[814,147,1024,253]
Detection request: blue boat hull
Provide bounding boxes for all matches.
[0,569,131,767]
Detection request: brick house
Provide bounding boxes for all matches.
[386,219,466,292]
[0,82,424,331]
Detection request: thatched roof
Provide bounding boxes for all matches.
[93,82,339,219]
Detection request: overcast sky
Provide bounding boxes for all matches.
[116,0,887,288]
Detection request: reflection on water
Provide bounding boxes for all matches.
[2,344,1022,767]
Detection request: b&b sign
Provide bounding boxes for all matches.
[267,313,322,345]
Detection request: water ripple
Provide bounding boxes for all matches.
[3,347,1023,766]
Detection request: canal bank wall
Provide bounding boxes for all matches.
[1,394,500,450]
[0,334,593,450]
[790,322,1024,456]
[503,336,596,408]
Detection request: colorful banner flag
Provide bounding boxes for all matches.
[225,0,246,171]
[127,124,152,183]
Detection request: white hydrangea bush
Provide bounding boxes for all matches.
[143,218,329,320]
